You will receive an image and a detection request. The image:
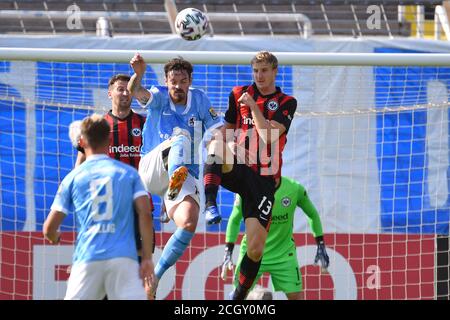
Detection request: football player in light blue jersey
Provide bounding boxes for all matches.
[140,84,219,179]
[128,54,222,299]
[43,114,155,300]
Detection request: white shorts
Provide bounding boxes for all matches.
[64,257,146,300]
[139,140,200,215]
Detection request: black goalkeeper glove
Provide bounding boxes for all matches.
[314,236,330,273]
[220,243,235,280]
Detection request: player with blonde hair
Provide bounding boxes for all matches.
[203,51,298,299]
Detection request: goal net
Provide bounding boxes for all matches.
[0,49,449,300]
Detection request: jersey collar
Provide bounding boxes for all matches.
[251,83,281,99]
[169,89,192,115]
[85,154,110,162]
[107,109,133,121]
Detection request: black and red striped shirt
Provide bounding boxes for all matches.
[224,83,297,179]
[104,110,145,170]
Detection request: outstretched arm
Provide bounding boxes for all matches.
[297,184,323,238]
[297,184,329,271]
[128,53,151,106]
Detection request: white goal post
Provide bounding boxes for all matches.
[1,47,450,65]
[0,48,449,300]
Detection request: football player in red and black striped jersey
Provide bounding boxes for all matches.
[73,74,155,298]
[203,51,297,300]
[75,74,145,171]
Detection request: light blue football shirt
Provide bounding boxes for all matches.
[140,85,222,178]
[50,154,148,265]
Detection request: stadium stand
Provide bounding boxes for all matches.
[0,0,447,37]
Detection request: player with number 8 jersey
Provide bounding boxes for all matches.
[72,74,154,269]
[44,114,155,300]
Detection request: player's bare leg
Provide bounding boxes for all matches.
[152,196,198,298]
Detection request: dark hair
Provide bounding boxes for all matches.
[164,57,193,78]
[108,74,131,88]
[81,114,110,149]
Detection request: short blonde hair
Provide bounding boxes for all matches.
[80,114,110,149]
[251,51,278,69]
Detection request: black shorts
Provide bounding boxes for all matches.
[221,164,276,229]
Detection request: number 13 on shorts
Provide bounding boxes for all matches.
[258,196,272,216]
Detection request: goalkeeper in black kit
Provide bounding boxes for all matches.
[221,176,329,300]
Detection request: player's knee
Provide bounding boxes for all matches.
[175,213,198,232]
[181,220,197,232]
[206,140,232,165]
[206,142,224,164]
[247,245,264,261]
[207,140,221,155]
[172,127,191,141]
[172,133,191,145]
[206,153,221,165]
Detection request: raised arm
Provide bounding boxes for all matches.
[128,53,151,106]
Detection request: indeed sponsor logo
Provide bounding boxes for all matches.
[272,213,288,222]
[109,144,142,153]
[243,116,255,125]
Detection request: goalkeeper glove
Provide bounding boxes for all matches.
[314,236,330,273]
[220,243,235,281]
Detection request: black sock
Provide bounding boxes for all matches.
[203,155,222,208]
[233,253,262,300]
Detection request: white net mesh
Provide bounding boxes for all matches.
[0,54,449,299]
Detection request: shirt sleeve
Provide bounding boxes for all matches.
[132,170,149,200]
[224,91,238,125]
[225,194,243,243]
[50,176,73,215]
[271,97,297,133]
[296,182,324,238]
